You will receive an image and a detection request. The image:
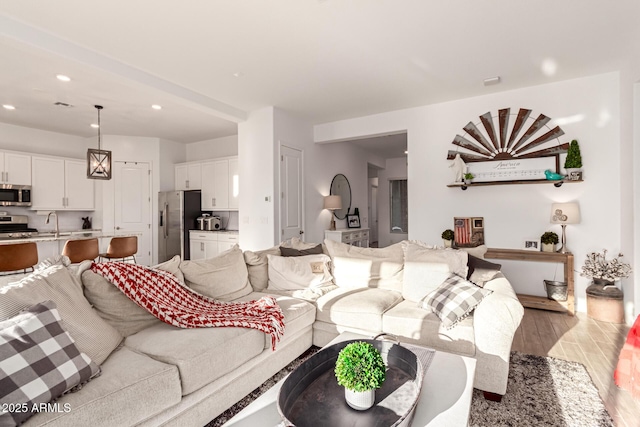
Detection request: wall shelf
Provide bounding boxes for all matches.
[447,179,583,190]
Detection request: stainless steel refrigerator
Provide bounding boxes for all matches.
[158,190,201,262]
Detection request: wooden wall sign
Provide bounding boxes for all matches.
[446,108,569,183]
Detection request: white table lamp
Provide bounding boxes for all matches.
[324,195,342,231]
[550,202,581,254]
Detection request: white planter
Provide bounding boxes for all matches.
[344,388,375,411]
[443,239,453,248]
[542,243,555,252]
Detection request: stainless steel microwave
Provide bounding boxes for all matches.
[0,185,32,207]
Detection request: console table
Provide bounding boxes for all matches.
[324,228,370,247]
[485,248,574,316]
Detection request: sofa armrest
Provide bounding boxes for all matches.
[472,273,524,395]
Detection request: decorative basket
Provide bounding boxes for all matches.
[544,280,568,301]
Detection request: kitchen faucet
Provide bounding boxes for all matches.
[46,211,59,238]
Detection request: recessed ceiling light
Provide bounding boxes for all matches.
[90,123,99,129]
[233,72,245,78]
[56,74,71,82]
[151,104,162,110]
[2,105,15,110]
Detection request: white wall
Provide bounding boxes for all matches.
[238,107,276,250]
[315,72,631,318]
[186,135,238,161]
[377,157,408,247]
[0,122,90,158]
[159,138,186,192]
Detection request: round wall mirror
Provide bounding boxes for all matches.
[330,174,351,220]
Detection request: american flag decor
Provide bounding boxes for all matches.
[454,217,485,247]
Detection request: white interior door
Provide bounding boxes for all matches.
[280,145,304,241]
[114,161,151,265]
[370,184,378,244]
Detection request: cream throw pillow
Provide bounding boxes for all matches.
[180,244,252,301]
[267,254,333,291]
[243,245,281,291]
[324,239,404,291]
[0,265,122,365]
[402,241,469,302]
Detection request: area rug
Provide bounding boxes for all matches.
[207,349,613,427]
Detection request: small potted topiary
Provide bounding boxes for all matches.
[564,140,583,180]
[463,172,475,185]
[334,341,386,410]
[441,229,455,248]
[540,231,559,252]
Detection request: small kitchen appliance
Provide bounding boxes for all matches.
[204,216,221,231]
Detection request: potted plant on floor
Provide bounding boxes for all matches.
[540,231,559,252]
[564,139,583,180]
[581,249,632,287]
[334,341,386,410]
[441,229,455,248]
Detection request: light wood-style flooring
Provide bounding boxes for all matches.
[513,308,640,426]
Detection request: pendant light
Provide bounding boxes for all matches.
[87,105,112,180]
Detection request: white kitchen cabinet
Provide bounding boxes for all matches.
[228,158,239,210]
[189,231,219,260]
[175,163,202,191]
[31,156,94,211]
[201,159,230,210]
[0,151,31,185]
[217,233,239,253]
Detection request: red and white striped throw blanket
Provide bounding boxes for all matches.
[90,262,285,350]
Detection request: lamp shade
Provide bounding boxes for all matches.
[324,195,342,211]
[550,202,581,224]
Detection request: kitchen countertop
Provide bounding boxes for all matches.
[189,229,239,234]
[0,230,142,245]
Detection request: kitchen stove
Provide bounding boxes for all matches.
[0,214,38,239]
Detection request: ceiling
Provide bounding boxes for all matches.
[1,1,639,144]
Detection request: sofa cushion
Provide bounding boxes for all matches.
[420,274,492,329]
[458,245,488,259]
[234,291,317,350]
[180,245,252,301]
[0,301,100,427]
[315,287,403,332]
[0,265,122,366]
[325,240,404,292]
[243,246,281,292]
[125,322,265,395]
[23,346,181,427]
[267,254,333,291]
[467,255,502,287]
[154,255,185,283]
[82,270,161,337]
[382,300,475,356]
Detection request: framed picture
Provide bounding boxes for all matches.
[523,239,540,251]
[454,217,484,247]
[346,214,361,229]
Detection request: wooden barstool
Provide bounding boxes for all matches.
[99,236,137,263]
[0,242,38,275]
[62,238,99,264]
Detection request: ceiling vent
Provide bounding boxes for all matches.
[54,102,74,108]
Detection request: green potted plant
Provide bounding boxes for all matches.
[441,229,455,248]
[564,140,583,180]
[540,231,559,252]
[463,172,475,185]
[334,341,386,410]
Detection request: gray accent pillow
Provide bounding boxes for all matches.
[243,246,281,291]
[0,301,100,426]
[279,244,323,257]
[467,255,502,287]
[420,273,492,329]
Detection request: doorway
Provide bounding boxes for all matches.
[280,145,305,242]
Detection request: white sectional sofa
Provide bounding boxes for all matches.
[0,239,523,427]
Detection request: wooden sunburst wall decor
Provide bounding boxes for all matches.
[446,108,570,183]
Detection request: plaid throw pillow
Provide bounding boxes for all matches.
[0,301,100,426]
[421,274,493,329]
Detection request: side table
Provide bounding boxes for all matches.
[485,248,574,316]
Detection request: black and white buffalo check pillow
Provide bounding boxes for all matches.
[0,300,100,426]
[421,273,493,329]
